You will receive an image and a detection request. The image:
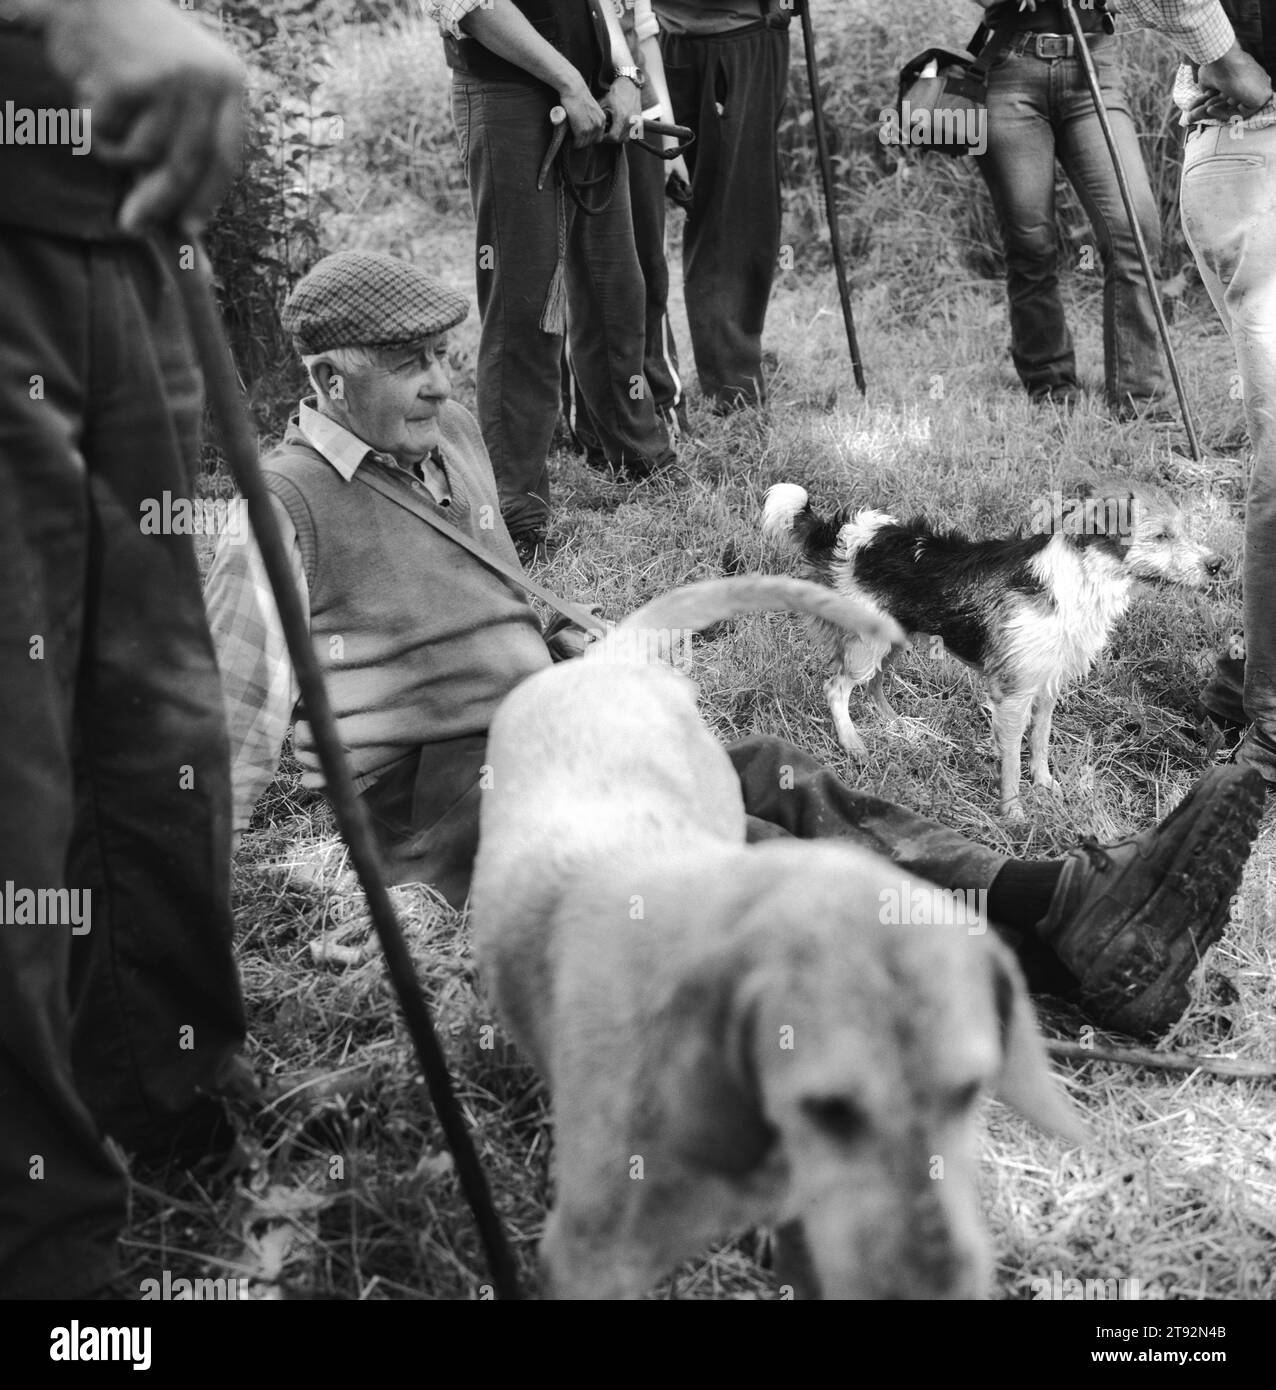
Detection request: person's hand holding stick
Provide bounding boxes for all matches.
[19,0,245,234]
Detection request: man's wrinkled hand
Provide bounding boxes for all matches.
[1195,44,1273,122]
[600,76,643,143]
[546,626,590,661]
[546,609,612,661]
[39,0,245,235]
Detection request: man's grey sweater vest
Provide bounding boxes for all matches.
[261,400,551,792]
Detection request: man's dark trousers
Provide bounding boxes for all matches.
[564,138,689,455]
[661,21,788,410]
[363,732,1005,909]
[452,76,675,540]
[0,232,247,1298]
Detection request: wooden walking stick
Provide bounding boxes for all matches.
[796,0,867,394]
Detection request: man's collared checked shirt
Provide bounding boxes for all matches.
[424,0,484,39]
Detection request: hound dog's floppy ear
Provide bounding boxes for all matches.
[990,943,1088,1146]
[646,955,777,1178]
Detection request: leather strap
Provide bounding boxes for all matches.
[355,468,609,637]
[967,23,1013,82]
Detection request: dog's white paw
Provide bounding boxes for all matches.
[1031,770,1058,791]
[1000,797,1028,821]
[837,729,869,759]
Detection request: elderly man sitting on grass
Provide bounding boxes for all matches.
[204,250,1264,1043]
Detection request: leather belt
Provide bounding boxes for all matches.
[1005,32,1098,60]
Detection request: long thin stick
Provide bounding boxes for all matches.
[172,238,522,1301]
[1061,0,1202,459]
[798,1,866,394]
[1049,1039,1276,1080]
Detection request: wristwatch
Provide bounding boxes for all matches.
[615,64,646,89]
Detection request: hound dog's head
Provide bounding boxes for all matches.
[649,848,1085,1299]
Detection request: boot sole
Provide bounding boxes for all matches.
[1080,768,1264,1038]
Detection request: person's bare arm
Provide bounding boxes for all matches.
[461,0,606,145]
[594,0,642,142]
[16,0,244,234]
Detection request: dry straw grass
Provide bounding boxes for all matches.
[139,0,1276,1301]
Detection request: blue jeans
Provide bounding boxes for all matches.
[451,76,675,539]
[1182,123,1276,777]
[975,33,1170,409]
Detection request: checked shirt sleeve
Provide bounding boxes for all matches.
[203,495,304,834]
[423,0,488,39]
[1117,0,1236,64]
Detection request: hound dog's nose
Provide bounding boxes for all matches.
[1205,554,1226,577]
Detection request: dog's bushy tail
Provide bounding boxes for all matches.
[590,575,905,666]
[761,483,844,561]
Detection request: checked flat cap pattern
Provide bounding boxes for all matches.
[283,250,469,354]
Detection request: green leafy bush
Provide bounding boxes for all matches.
[203,0,336,432]
[316,8,467,212]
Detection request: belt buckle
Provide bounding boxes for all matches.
[1034,34,1074,59]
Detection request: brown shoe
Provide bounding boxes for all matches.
[1037,767,1265,1039]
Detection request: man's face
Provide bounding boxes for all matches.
[327,335,453,465]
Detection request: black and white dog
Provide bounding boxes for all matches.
[761,480,1224,818]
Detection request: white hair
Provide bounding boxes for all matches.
[300,345,381,396]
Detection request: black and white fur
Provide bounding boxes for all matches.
[761,480,1224,818]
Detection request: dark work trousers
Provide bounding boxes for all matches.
[563,138,689,456]
[452,75,675,541]
[0,231,246,1298]
[661,22,789,410]
[362,730,1005,913]
[361,735,488,910]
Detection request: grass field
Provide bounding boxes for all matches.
[121,1,1276,1301]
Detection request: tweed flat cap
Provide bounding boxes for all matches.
[283,250,469,354]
